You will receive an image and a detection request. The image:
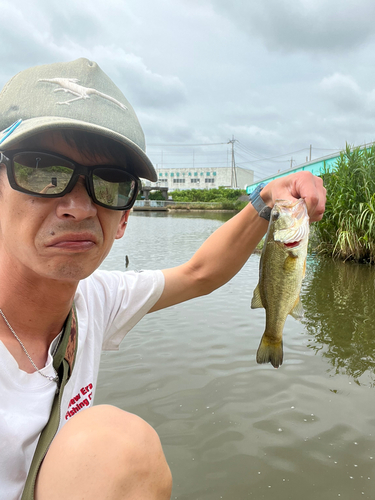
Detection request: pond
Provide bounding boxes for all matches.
[96,211,375,500]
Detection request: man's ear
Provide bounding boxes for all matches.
[115,210,130,239]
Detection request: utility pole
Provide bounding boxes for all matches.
[290,157,293,168]
[228,135,237,188]
[309,144,312,162]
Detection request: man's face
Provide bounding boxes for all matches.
[0,132,128,283]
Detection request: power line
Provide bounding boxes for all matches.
[148,142,227,147]
[153,160,230,166]
[237,143,309,162]
[147,138,341,181]
[236,142,269,160]
[148,140,339,159]
[149,150,228,156]
[313,147,341,151]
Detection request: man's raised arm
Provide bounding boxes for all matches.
[150,171,326,312]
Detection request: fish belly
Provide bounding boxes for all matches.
[257,243,304,367]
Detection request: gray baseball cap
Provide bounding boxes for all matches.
[0,58,157,181]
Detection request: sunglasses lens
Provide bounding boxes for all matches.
[10,152,138,210]
[92,168,137,208]
[13,153,74,195]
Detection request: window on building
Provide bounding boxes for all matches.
[173,178,185,183]
[191,178,200,183]
[205,178,215,183]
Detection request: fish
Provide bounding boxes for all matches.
[251,198,310,368]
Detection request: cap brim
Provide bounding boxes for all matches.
[0,117,157,182]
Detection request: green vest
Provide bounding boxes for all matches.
[21,306,78,500]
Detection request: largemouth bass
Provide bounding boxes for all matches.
[251,198,309,368]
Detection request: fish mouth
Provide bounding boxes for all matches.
[284,240,301,248]
[272,198,310,247]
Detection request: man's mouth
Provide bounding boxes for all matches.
[47,233,98,250]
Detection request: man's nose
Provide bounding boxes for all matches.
[55,177,97,220]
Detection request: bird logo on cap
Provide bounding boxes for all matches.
[38,78,128,111]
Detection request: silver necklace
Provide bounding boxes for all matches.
[0,308,60,384]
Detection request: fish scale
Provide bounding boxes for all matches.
[251,198,309,368]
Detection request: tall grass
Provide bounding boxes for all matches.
[315,144,375,263]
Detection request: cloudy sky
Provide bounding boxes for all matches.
[1,0,375,180]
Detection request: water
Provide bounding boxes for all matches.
[96,212,375,500]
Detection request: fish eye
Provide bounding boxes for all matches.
[272,212,280,221]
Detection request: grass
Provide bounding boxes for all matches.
[314,143,375,264]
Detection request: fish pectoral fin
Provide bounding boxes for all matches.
[251,284,264,309]
[256,334,283,368]
[289,298,304,319]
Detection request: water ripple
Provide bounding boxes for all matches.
[96,213,375,500]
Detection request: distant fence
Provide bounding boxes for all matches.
[134,200,170,208]
[133,200,228,210]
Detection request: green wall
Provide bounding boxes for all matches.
[245,153,340,194]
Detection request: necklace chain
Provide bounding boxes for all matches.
[0,308,60,384]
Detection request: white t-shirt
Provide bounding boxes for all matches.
[0,269,164,500]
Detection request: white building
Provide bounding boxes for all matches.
[142,166,254,191]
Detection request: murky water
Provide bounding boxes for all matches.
[96,212,375,500]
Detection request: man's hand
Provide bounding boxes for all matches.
[260,171,326,222]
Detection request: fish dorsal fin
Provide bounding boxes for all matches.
[289,298,304,319]
[251,284,264,309]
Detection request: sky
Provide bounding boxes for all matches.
[1,0,375,181]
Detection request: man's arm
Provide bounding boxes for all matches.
[150,171,326,312]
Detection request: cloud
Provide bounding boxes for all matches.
[89,47,187,110]
[319,72,375,124]
[211,0,375,53]
[0,1,187,113]
[320,73,363,112]
[1,0,375,180]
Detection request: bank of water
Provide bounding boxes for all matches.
[96,211,375,500]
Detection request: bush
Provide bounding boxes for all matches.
[148,191,165,200]
[169,187,245,203]
[315,144,375,263]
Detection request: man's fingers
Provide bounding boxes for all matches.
[266,171,326,222]
[299,175,326,222]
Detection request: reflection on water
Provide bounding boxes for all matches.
[131,209,234,224]
[302,257,375,385]
[97,213,375,500]
[155,210,234,222]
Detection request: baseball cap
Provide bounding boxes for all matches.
[0,58,157,181]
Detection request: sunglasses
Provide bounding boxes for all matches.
[0,150,140,211]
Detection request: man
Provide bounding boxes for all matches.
[0,59,325,500]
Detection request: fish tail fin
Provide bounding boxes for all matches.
[256,334,283,368]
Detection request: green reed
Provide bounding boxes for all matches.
[315,144,375,263]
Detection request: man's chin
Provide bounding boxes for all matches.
[38,260,99,283]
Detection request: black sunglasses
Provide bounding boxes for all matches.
[0,150,140,211]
